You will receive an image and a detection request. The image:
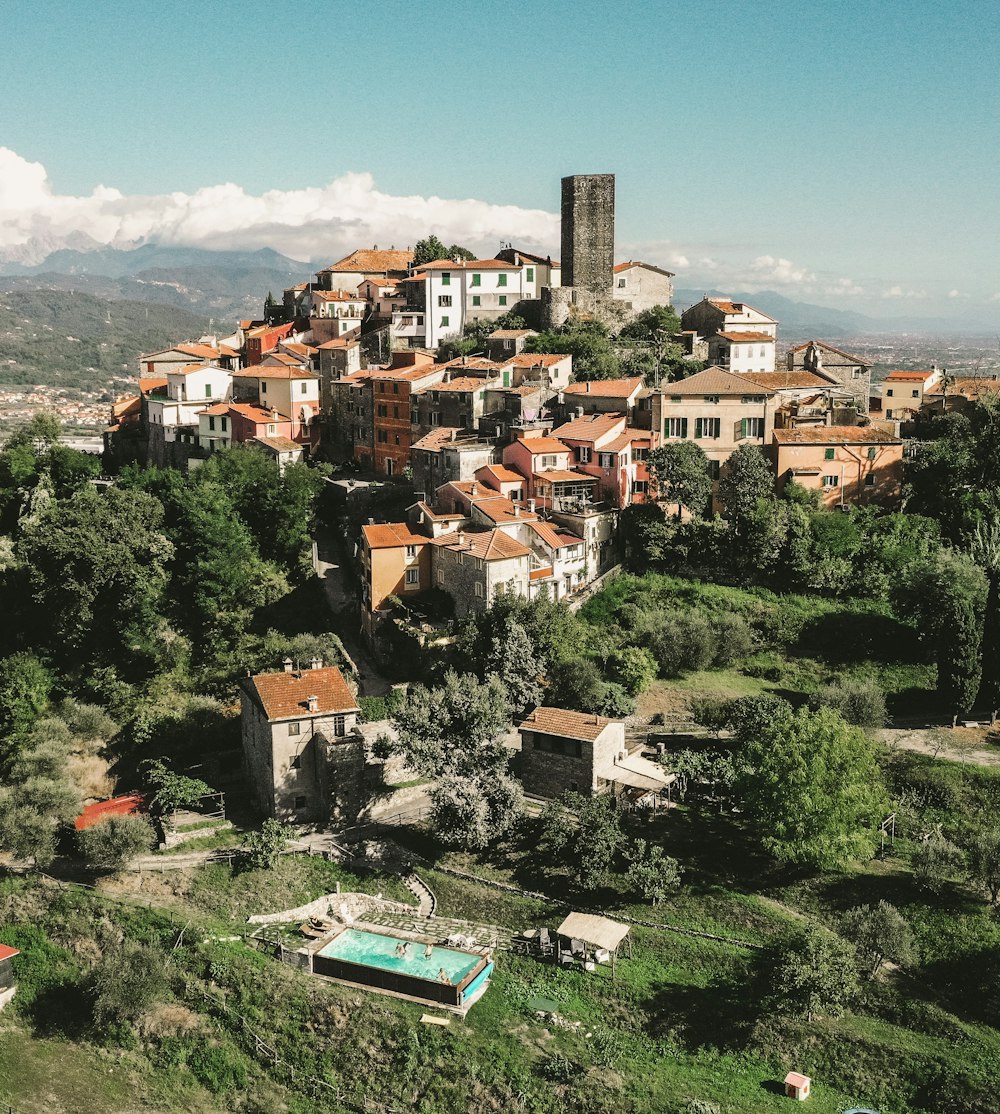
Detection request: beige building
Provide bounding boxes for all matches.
[880,368,943,421]
[240,660,364,825]
[611,261,675,314]
[771,426,904,509]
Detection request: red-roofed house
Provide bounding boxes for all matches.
[360,521,432,639]
[771,425,904,508]
[680,296,778,372]
[880,368,943,421]
[552,412,658,507]
[240,660,363,823]
[562,376,645,421]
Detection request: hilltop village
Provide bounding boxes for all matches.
[2,175,1000,1114]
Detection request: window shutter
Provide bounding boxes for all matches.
[695,418,703,438]
[681,417,688,438]
[739,417,747,439]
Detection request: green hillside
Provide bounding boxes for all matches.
[0,289,213,390]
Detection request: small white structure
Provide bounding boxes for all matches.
[0,943,18,1012]
[783,1071,811,1101]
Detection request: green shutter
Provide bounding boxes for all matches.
[740,417,748,439]
[695,418,703,439]
[681,418,688,438]
[825,447,835,460]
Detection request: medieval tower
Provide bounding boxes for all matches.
[561,173,615,295]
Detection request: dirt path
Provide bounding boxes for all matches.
[880,725,1000,767]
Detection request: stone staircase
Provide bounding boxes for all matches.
[404,872,436,916]
[360,907,514,951]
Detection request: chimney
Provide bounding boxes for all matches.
[576,406,584,419]
[457,530,466,547]
[451,429,457,441]
[310,656,323,670]
[282,657,294,673]
[528,499,536,513]
[471,481,478,495]
[513,504,520,517]
[307,694,319,712]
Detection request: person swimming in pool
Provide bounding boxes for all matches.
[438,968,451,984]
[394,941,410,957]
[424,943,434,959]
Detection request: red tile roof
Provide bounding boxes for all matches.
[254,434,302,453]
[717,331,775,343]
[431,528,530,560]
[514,436,570,454]
[526,521,582,549]
[169,362,215,376]
[248,666,359,721]
[503,353,570,368]
[416,259,521,271]
[788,340,868,363]
[139,377,168,395]
[564,376,643,397]
[412,427,465,451]
[321,249,414,273]
[471,497,539,525]
[233,366,318,380]
[520,706,617,740]
[477,464,525,486]
[417,376,489,393]
[489,329,538,339]
[662,367,774,396]
[0,944,19,962]
[612,260,675,277]
[312,289,363,302]
[883,369,938,381]
[552,413,626,441]
[362,521,428,549]
[533,469,599,484]
[772,425,902,445]
[739,371,833,390]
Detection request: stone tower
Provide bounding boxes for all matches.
[561,174,615,295]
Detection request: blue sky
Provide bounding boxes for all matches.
[2,0,999,320]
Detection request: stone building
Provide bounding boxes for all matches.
[786,341,871,409]
[240,660,364,825]
[561,174,615,294]
[611,261,675,314]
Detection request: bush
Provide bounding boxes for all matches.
[913,832,965,891]
[809,676,888,729]
[610,646,657,695]
[77,814,155,870]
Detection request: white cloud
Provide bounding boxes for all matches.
[882,285,928,300]
[749,255,816,285]
[826,276,864,297]
[0,147,559,263]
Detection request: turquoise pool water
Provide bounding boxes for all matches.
[318,928,481,984]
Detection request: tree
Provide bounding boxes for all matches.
[840,901,914,978]
[142,759,213,815]
[768,925,859,1020]
[87,936,166,1040]
[413,235,449,266]
[718,443,775,525]
[809,676,888,730]
[540,792,627,890]
[240,818,291,870]
[390,670,512,778]
[739,705,888,869]
[0,652,53,767]
[476,618,544,714]
[966,825,1000,904]
[77,815,155,870]
[647,442,713,519]
[526,321,621,380]
[429,773,523,850]
[913,831,964,892]
[625,838,682,904]
[447,243,476,261]
[610,646,657,696]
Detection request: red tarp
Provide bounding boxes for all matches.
[74,793,146,831]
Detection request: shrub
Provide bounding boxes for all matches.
[809,676,888,729]
[709,613,755,666]
[77,814,155,870]
[913,832,964,892]
[610,646,657,695]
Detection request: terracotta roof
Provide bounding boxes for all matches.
[612,260,675,277]
[259,351,308,366]
[0,944,19,961]
[312,289,363,302]
[520,706,616,741]
[439,356,506,372]
[533,469,598,484]
[139,377,168,394]
[362,522,428,549]
[513,436,570,454]
[248,666,358,721]
[788,340,868,363]
[739,371,832,390]
[200,402,289,422]
[470,497,539,525]
[503,353,570,368]
[603,428,653,452]
[233,366,318,380]
[412,427,465,451]
[705,297,776,322]
[281,342,318,356]
[254,434,301,453]
[564,376,643,397]
[320,249,414,273]
[431,528,530,560]
[416,259,521,271]
[553,414,626,441]
[883,369,938,381]
[374,365,443,382]
[410,500,465,522]
[316,335,360,350]
[477,464,525,486]
[416,376,489,393]
[926,377,1000,396]
[526,521,581,549]
[489,329,537,339]
[772,425,902,445]
[169,362,215,376]
[177,342,226,359]
[530,566,554,581]
[662,366,774,397]
[717,331,776,343]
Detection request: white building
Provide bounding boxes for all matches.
[680,297,778,373]
[146,363,233,442]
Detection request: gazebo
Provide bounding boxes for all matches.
[555,912,631,978]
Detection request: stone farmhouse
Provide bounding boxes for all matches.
[240,660,364,825]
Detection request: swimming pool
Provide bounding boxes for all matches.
[312,927,492,1010]
[317,929,480,984]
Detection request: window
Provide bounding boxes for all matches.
[666,417,688,438]
[471,273,481,287]
[911,389,919,398]
[332,715,346,737]
[393,405,399,419]
[410,410,418,423]
[632,480,648,494]
[290,754,301,770]
[385,459,394,475]
[405,568,420,586]
[261,382,267,393]
[498,296,507,306]
[824,447,835,460]
[472,295,481,307]
[695,417,721,438]
[441,316,450,327]
[741,417,765,438]
[438,295,452,307]
[578,447,592,463]
[208,416,216,431]
[617,279,626,288]
[853,367,862,379]
[707,459,721,480]
[599,452,616,469]
[267,424,276,435]
[288,721,301,736]
[405,545,417,558]
[526,267,534,281]
[760,347,766,357]
[540,454,558,468]
[441,272,451,286]
[431,412,441,426]
[867,447,878,460]
[294,796,307,811]
[886,388,894,397]
[497,274,507,287]
[437,569,445,584]
[221,416,227,432]
[474,582,484,598]
[705,395,720,404]
[823,475,840,488]
[377,430,388,443]
[392,383,399,394]
[377,404,388,418]
[205,383,212,397]
[886,409,893,419]
[864,474,876,486]
[301,382,308,395]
